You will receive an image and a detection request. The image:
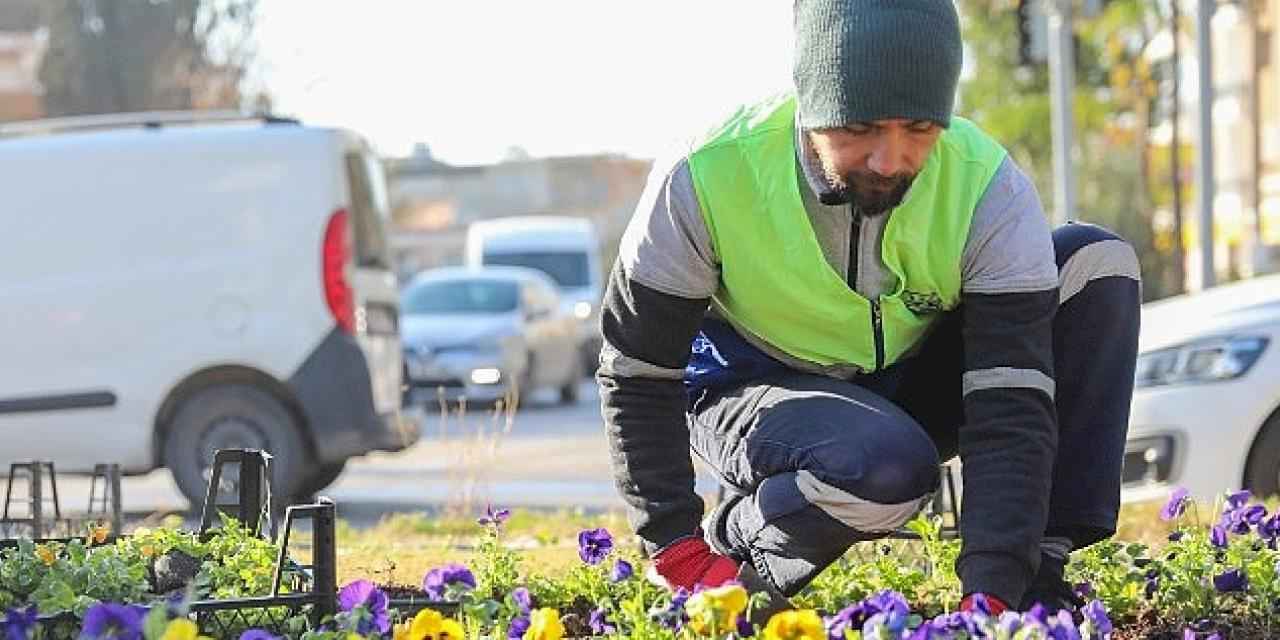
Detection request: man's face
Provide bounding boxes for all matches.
[807,119,943,215]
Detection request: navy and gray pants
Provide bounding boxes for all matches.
[691,223,1142,596]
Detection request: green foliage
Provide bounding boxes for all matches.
[958,0,1181,300]
[0,512,285,620]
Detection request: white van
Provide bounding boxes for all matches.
[464,216,603,374]
[0,111,417,508]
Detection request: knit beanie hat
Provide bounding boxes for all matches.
[792,0,963,129]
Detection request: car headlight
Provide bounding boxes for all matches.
[1135,335,1269,388]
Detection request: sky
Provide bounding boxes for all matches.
[253,1,795,165]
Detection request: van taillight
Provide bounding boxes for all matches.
[323,209,355,334]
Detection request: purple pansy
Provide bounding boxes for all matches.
[737,614,755,638]
[238,631,281,640]
[1227,490,1252,510]
[1144,577,1159,599]
[865,590,909,617]
[511,587,533,614]
[656,588,690,631]
[1213,568,1248,593]
[1259,514,1280,543]
[825,590,911,640]
[1072,582,1094,600]
[336,579,390,635]
[826,604,866,640]
[577,528,614,565]
[609,559,633,583]
[969,593,993,616]
[478,504,511,527]
[1210,525,1229,548]
[1161,487,1190,521]
[423,563,477,600]
[507,615,530,640]
[1220,509,1253,535]
[3,606,37,640]
[1023,604,1048,626]
[1242,504,1268,526]
[79,603,147,640]
[996,611,1023,635]
[589,608,616,635]
[1047,610,1082,640]
[1082,600,1113,635]
[907,622,947,640]
[862,611,908,637]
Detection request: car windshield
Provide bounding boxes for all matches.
[483,251,589,288]
[401,279,519,314]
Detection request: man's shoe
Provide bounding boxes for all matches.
[1018,553,1084,614]
[735,561,793,625]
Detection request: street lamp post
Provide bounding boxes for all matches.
[1046,0,1076,225]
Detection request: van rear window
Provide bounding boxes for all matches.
[345,152,391,269]
[483,251,589,288]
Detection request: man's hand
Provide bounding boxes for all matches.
[959,593,1009,616]
[653,536,739,592]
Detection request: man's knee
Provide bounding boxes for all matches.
[1052,222,1142,306]
[799,425,941,532]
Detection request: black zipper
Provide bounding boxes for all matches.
[850,207,885,371]
[871,299,885,371]
[847,205,860,288]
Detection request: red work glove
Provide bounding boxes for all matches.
[653,536,739,592]
[959,593,1009,616]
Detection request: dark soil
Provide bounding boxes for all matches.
[1109,610,1276,639]
[378,583,433,601]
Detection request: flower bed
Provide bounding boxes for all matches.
[7,489,1280,638]
[1,500,336,640]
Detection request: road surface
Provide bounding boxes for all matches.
[36,381,719,527]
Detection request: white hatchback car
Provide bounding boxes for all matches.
[400,267,582,408]
[1122,272,1280,504]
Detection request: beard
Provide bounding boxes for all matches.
[819,166,915,216]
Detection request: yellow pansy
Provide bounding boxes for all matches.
[159,618,212,640]
[394,622,412,640]
[524,608,563,640]
[35,545,56,566]
[685,584,749,634]
[87,523,110,545]
[400,609,466,640]
[140,544,157,559]
[763,609,825,640]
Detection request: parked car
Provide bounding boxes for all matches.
[0,111,416,509]
[400,266,582,408]
[464,216,603,376]
[1122,272,1280,505]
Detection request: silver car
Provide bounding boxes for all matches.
[400,266,582,408]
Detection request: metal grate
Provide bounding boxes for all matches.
[24,449,340,639]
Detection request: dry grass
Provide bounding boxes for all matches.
[321,508,632,586]
[310,499,1205,587]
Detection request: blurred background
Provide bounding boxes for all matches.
[1,0,1278,533]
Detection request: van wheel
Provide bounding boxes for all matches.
[1244,411,1280,499]
[162,384,311,512]
[517,354,536,407]
[297,461,347,500]
[558,360,581,405]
